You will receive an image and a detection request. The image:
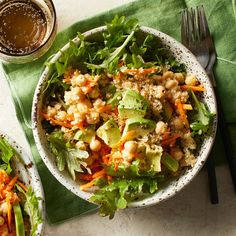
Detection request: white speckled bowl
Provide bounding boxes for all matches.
[32,26,217,208]
[0,132,45,235]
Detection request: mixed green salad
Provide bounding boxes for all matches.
[0,136,42,236]
[42,16,214,218]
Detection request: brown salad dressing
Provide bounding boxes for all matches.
[0,1,47,54]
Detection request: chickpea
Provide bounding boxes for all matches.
[54,103,62,110]
[47,106,57,116]
[171,117,184,130]
[72,112,86,123]
[122,150,133,161]
[156,85,165,98]
[86,111,100,124]
[89,139,101,152]
[162,71,174,79]
[155,121,167,134]
[73,86,84,96]
[0,202,8,215]
[174,73,185,84]
[56,110,67,121]
[67,105,76,115]
[81,86,91,94]
[171,147,183,161]
[93,98,105,109]
[75,141,87,150]
[185,75,197,86]
[124,141,138,153]
[82,99,92,108]
[76,101,90,113]
[0,216,4,226]
[76,74,87,86]
[64,89,84,105]
[165,79,178,90]
[182,132,197,150]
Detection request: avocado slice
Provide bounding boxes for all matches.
[74,125,95,143]
[107,91,122,107]
[161,152,179,172]
[122,117,156,139]
[118,90,149,119]
[146,145,163,172]
[96,119,121,148]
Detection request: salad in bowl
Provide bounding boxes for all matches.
[32,16,216,218]
[0,134,43,235]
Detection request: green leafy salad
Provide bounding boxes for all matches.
[0,136,42,236]
[41,16,215,218]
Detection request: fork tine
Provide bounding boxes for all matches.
[197,6,210,39]
[181,9,188,45]
[192,8,200,42]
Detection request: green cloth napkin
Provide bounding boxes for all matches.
[1,0,236,224]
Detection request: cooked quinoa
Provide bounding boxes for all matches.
[43,67,200,170]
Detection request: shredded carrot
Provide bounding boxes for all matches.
[113,107,119,116]
[102,154,112,165]
[78,173,93,181]
[113,157,124,172]
[80,175,104,191]
[41,112,73,128]
[66,114,74,121]
[97,105,112,113]
[180,85,205,92]
[0,170,10,183]
[88,161,101,170]
[162,133,181,146]
[125,67,157,75]
[100,142,111,156]
[83,79,98,94]
[115,72,125,80]
[80,180,95,191]
[162,131,170,140]
[183,104,193,110]
[175,99,189,128]
[6,176,18,192]
[17,181,28,192]
[92,169,106,179]
[73,120,86,131]
[119,131,136,151]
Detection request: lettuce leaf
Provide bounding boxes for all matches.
[47,130,90,180]
[0,137,14,174]
[90,159,164,218]
[90,178,158,219]
[16,184,42,236]
[190,90,215,135]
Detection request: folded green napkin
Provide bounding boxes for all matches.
[1,0,236,224]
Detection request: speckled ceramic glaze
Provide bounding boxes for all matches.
[32,26,217,208]
[0,132,45,235]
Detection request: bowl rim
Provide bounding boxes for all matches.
[0,131,45,235]
[32,25,217,208]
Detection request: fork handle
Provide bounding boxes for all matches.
[206,154,219,204]
[208,71,236,193]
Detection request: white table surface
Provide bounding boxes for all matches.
[0,1,236,235]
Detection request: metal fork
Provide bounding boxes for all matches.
[196,8,236,194]
[181,6,219,204]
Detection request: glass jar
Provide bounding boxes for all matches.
[0,0,57,64]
